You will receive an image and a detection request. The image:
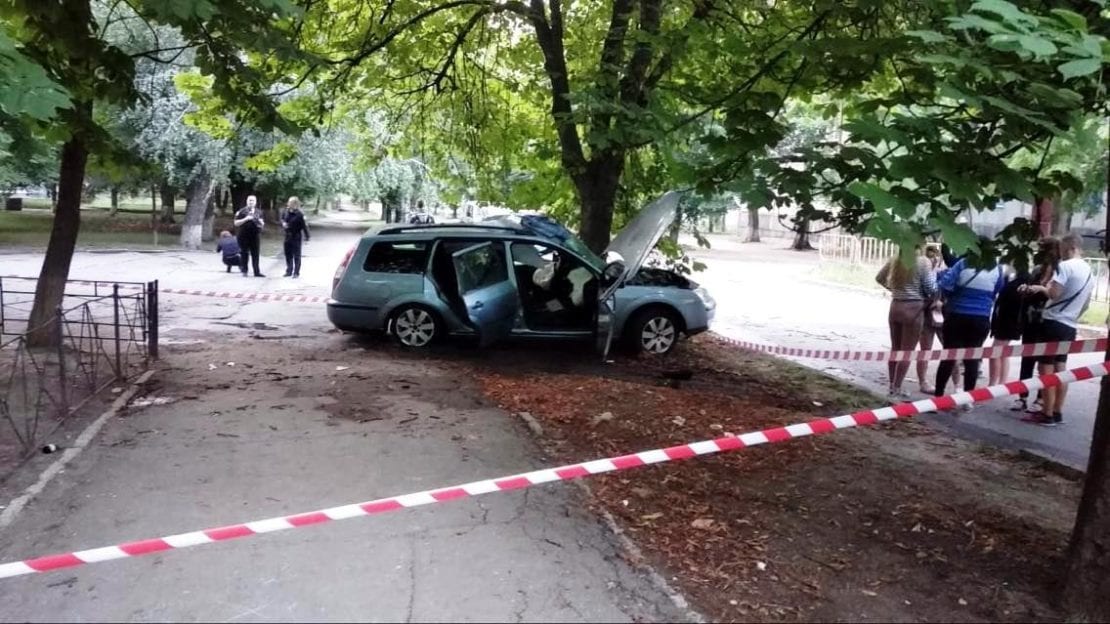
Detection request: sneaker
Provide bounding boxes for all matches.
[1021,411,1056,425]
[292,273,300,278]
[255,273,266,278]
[959,403,974,413]
[1039,412,1063,427]
[1010,398,1027,412]
[283,272,292,277]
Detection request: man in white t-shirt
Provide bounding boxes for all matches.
[1021,233,1095,426]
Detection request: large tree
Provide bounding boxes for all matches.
[278,0,911,251]
[719,1,1107,617]
[0,0,305,342]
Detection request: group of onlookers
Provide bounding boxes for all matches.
[877,233,1095,426]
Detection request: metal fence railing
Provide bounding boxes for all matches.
[814,234,898,267]
[0,277,158,474]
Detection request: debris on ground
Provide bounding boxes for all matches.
[476,337,1079,622]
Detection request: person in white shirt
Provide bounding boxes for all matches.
[1018,233,1094,426]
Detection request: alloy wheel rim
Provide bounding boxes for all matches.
[396,309,435,347]
[640,317,676,354]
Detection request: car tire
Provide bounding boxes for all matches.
[625,307,682,355]
[389,305,441,349]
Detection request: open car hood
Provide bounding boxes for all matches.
[604,192,681,286]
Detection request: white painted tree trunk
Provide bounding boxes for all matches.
[180,170,214,250]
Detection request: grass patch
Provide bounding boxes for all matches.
[813,262,885,293]
[1080,299,1108,327]
[0,209,234,250]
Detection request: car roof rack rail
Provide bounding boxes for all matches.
[378,223,523,235]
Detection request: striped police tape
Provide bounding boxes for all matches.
[159,288,327,304]
[716,335,1108,363]
[1,361,1105,580]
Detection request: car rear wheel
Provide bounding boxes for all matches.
[627,307,681,355]
[390,305,440,348]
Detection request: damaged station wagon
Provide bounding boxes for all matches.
[327,192,716,355]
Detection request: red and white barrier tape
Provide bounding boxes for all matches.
[160,288,327,304]
[1,362,1106,580]
[717,334,1108,363]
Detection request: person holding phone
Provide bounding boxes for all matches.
[234,195,265,277]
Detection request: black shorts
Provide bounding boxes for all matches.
[990,319,1022,342]
[1037,319,1077,365]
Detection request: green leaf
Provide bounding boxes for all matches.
[971,0,1037,28]
[1049,9,1088,31]
[848,182,917,217]
[1017,35,1058,57]
[1058,58,1102,79]
[935,217,979,256]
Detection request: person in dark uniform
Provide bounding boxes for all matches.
[280,196,311,278]
[234,195,265,277]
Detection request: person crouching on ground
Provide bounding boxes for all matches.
[215,231,240,273]
[280,196,310,278]
[876,246,937,400]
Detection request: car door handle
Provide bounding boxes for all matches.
[471,301,484,310]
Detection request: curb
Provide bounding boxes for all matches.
[0,370,156,531]
[515,412,705,624]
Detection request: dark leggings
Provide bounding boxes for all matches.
[935,312,991,395]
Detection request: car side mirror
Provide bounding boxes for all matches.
[601,261,626,288]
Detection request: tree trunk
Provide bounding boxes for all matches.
[1062,140,1110,622]
[109,186,120,217]
[179,170,213,250]
[201,187,217,243]
[213,184,229,215]
[791,215,814,251]
[745,207,762,243]
[158,184,175,224]
[229,176,253,214]
[26,134,89,347]
[1052,198,1072,235]
[575,158,623,254]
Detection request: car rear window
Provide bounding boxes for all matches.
[363,241,429,274]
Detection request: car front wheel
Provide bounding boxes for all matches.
[627,307,681,355]
[390,305,440,348]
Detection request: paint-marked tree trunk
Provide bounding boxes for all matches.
[179,170,213,250]
[745,207,761,243]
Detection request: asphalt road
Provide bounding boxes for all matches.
[0,228,688,622]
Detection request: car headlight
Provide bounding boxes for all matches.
[694,286,715,310]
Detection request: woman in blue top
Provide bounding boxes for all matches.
[934,241,1006,400]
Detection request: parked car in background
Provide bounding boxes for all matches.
[327,192,715,355]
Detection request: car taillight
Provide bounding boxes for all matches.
[333,245,356,294]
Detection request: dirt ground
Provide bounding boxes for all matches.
[2,325,1083,622]
[475,337,1083,623]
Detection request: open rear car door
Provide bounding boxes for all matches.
[451,242,520,347]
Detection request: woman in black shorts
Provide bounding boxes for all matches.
[988,265,1030,386]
